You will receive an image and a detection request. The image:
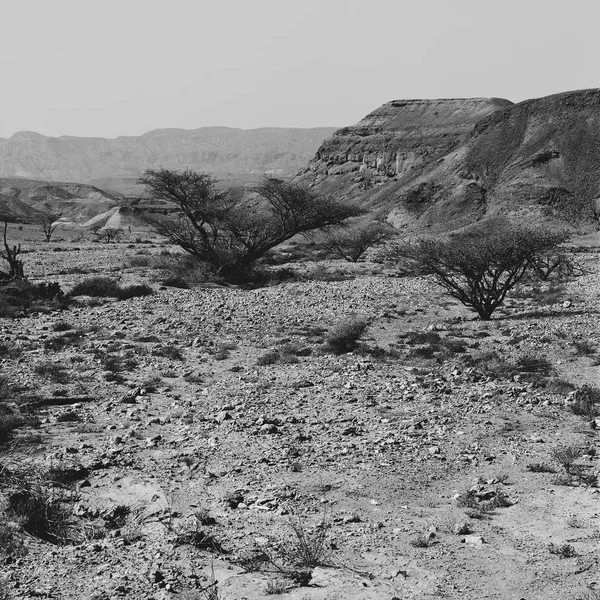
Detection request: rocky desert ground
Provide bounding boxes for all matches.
[1,224,600,600]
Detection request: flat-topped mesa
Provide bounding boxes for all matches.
[386,88,600,229]
[311,97,513,178]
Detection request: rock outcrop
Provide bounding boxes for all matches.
[303,90,600,232]
[311,97,512,178]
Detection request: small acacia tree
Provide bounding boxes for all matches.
[37,213,61,242]
[95,228,123,244]
[388,219,568,320]
[139,168,363,280]
[323,220,395,262]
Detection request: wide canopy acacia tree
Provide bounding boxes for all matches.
[139,168,363,280]
[388,218,568,320]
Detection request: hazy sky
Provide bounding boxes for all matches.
[1,0,599,138]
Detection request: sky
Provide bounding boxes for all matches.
[1,0,599,139]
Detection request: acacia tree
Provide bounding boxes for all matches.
[323,220,395,262]
[37,213,61,242]
[94,228,123,244]
[139,169,363,280]
[388,219,568,320]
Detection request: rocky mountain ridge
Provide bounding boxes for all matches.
[0,127,337,191]
[302,89,600,232]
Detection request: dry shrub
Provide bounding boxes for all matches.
[7,484,72,544]
[324,317,370,354]
[70,277,152,300]
[551,444,582,473]
[281,514,331,568]
[571,385,600,420]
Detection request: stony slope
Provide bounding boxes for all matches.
[0,127,337,188]
[303,89,600,232]
[1,229,600,599]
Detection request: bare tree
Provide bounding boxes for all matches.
[1,221,25,281]
[139,169,364,280]
[387,219,568,320]
[323,220,395,262]
[531,250,586,281]
[95,228,123,244]
[37,212,62,242]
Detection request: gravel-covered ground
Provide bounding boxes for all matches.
[1,226,600,600]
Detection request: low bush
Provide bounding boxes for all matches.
[573,339,597,356]
[545,378,576,394]
[161,275,190,289]
[56,411,82,423]
[323,317,370,354]
[551,444,582,473]
[409,535,435,548]
[7,484,72,544]
[0,517,26,557]
[0,375,13,400]
[128,255,152,268]
[548,543,576,558]
[117,284,153,299]
[43,328,87,351]
[70,277,153,300]
[0,280,67,316]
[52,321,72,332]
[514,354,555,377]
[70,277,121,297]
[0,341,21,358]
[151,345,184,361]
[571,386,600,420]
[526,463,557,473]
[257,351,280,366]
[34,362,70,384]
[151,254,212,284]
[102,353,138,373]
[464,351,554,385]
[0,410,24,444]
[322,220,394,262]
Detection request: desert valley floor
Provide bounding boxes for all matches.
[1,226,600,600]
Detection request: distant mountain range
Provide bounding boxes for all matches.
[0,126,337,195]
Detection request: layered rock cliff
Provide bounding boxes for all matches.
[303,90,600,232]
[311,97,512,178]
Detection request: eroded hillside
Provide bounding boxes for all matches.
[302,89,600,232]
